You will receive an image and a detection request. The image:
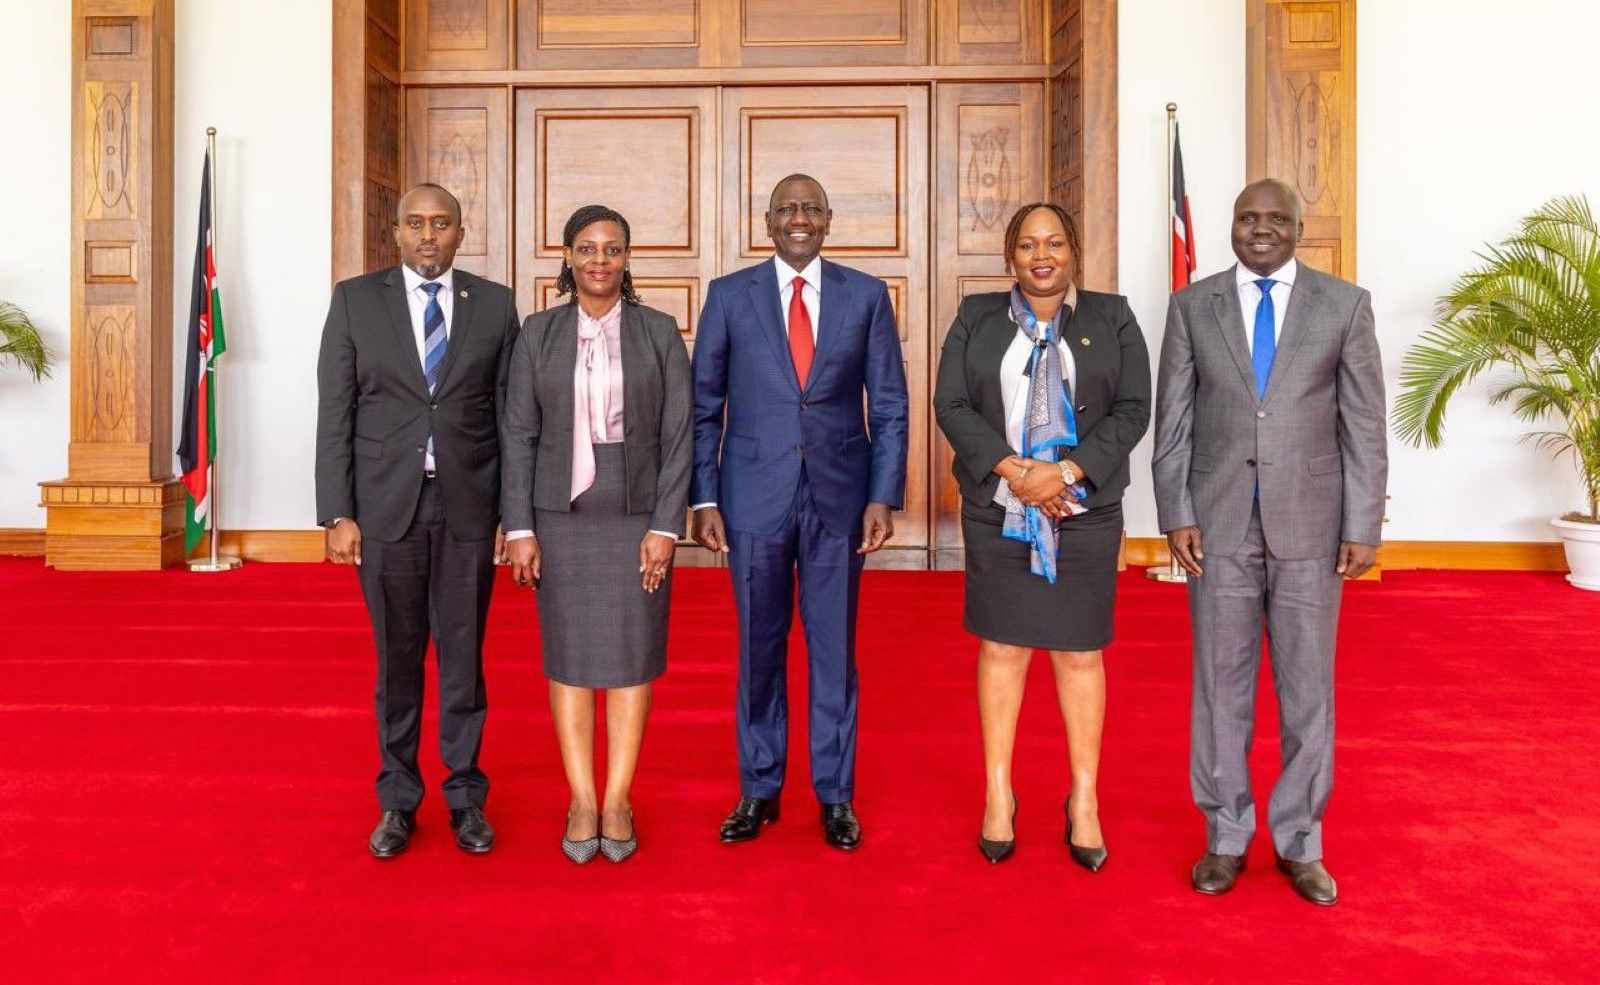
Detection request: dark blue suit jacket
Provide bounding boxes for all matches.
[691,258,909,538]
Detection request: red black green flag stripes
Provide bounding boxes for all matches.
[1170,121,1197,291]
[178,152,227,554]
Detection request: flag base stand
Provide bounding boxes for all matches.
[1146,557,1188,584]
[189,555,243,572]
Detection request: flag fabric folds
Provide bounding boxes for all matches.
[1170,122,1197,291]
[177,153,227,554]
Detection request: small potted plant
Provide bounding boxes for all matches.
[1393,195,1600,589]
[1,300,52,381]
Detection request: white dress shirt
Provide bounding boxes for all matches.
[691,255,824,512]
[1235,258,1296,353]
[401,265,455,472]
[993,288,1080,510]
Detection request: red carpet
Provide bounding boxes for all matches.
[1,557,1597,982]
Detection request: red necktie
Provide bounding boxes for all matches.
[788,275,814,386]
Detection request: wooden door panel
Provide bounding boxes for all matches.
[404,0,508,71]
[936,0,1045,65]
[403,87,509,285]
[932,82,1047,565]
[517,0,708,70]
[723,0,929,67]
[514,87,718,340]
[722,86,930,556]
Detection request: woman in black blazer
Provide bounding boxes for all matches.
[501,205,692,864]
[933,203,1150,867]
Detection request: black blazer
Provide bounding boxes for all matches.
[499,301,692,537]
[933,289,1151,516]
[315,266,520,542]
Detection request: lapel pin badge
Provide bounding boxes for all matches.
[1080,337,1092,346]
[459,290,469,298]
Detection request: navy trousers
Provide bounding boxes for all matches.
[727,470,864,804]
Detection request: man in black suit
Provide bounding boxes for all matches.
[316,183,520,858]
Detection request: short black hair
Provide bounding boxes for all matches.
[768,173,829,211]
[395,182,462,224]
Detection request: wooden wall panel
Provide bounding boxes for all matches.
[404,0,508,70]
[404,87,510,285]
[1248,0,1356,278]
[936,0,1044,65]
[517,0,707,69]
[47,0,184,570]
[514,88,718,339]
[726,0,928,67]
[334,0,403,283]
[1049,0,1116,291]
[931,82,1047,565]
[722,86,930,556]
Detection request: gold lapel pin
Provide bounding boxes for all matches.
[1080,336,1092,346]
[459,290,470,298]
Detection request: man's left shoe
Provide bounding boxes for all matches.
[821,802,862,851]
[1276,856,1338,905]
[450,807,495,854]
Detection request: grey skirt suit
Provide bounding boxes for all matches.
[933,290,1151,650]
[500,301,692,687]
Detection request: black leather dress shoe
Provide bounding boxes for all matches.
[719,795,780,843]
[450,807,495,854]
[369,810,414,859]
[1276,857,1338,905]
[821,802,862,851]
[1191,852,1247,895]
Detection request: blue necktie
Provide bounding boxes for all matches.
[1252,278,1277,399]
[421,282,446,462]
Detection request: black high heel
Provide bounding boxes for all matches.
[977,795,1017,864]
[1065,795,1108,872]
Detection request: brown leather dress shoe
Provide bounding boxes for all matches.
[1276,857,1338,905]
[1191,852,1246,895]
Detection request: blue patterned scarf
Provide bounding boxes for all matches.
[1002,287,1081,583]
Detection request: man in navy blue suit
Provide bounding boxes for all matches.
[692,174,909,851]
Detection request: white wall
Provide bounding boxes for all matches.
[0,0,330,530]
[1118,0,1246,539]
[0,2,70,527]
[6,0,1596,542]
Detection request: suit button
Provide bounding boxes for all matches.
[416,447,424,454]
[1246,459,1257,467]
[430,402,438,410]
[1256,410,1267,418]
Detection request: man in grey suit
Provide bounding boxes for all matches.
[1152,179,1387,905]
[316,183,520,858]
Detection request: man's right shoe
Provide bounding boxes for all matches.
[719,795,780,843]
[1191,852,1246,895]
[369,810,415,859]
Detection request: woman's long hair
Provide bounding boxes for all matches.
[555,204,641,305]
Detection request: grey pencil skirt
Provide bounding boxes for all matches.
[960,500,1123,651]
[534,443,669,688]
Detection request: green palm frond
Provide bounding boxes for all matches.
[1395,195,1600,519]
[0,301,51,382]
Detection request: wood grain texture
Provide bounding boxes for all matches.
[937,0,1044,66]
[404,0,508,71]
[728,0,927,66]
[49,0,181,570]
[404,86,510,284]
[1247,0,1356,278]
[518,0,705,70]
[1049,0,1116,291]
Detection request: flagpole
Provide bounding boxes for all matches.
[191,126,242,573]
[1149,103,1188,585]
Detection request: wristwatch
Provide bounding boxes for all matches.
[1058,461,1078,486]
[324,517,347,530]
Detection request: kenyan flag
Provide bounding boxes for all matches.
[177,152,226,554]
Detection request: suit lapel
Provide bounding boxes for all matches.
[547,302,579,437]
[1262,268,1325,406]
[1211,267,1260,399]
[431,270,475,393]
[806,260,851,393]
[381,267,428,395]
[746,261,800,395]
[620,302,648,437]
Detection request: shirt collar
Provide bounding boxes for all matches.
[402,265,455,295]
[1235,258,1297,289]
[774,254,823,293]
[1005,282,1079,326]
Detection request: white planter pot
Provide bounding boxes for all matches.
[1551,516,1600,591]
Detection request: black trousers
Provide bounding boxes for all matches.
[356,478,494,811]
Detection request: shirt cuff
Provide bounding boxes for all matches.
[504,529,534,541]
[647,530,680,541]
[691,502,717,511]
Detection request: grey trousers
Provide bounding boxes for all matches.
[1188,504,1342,862]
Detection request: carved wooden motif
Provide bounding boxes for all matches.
[405,87,509,284]
[405,0,507,70]
[1248,0,1356,278]
[937,0,1043,65]
[1049,0,1116,291]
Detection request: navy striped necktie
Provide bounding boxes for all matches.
[421,282,447,391]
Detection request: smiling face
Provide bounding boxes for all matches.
[1231,181,1303,277]
[393,186,463,280]
[563,219,629,305]
[1009,206,1074,300]
[765,176,831,271]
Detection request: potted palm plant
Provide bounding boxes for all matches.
[1,300,52,381]
[1393,194,1600,590]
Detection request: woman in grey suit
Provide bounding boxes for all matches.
[933,203,1150,868]
[502,205,692,864]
